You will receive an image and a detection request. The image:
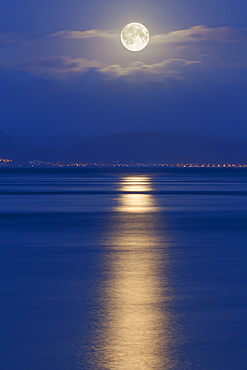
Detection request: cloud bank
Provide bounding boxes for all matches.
[0,57,102,78]
[50,25,247,44]
[1,54,247,83]
[99,59,201,82]
[49,29,116,39]
[0,54,202,81]
[1,25,247,82]
[151,25,247,44]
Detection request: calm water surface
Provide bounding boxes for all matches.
[0,168,246,369]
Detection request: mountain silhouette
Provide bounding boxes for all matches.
[63,132,247,164]
[0,131,247,165]
[0,130,57,164]
[18,134,94,151]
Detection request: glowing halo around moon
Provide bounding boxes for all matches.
[121,22,150,52]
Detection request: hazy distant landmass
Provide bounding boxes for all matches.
[64,132,247,164]
[0,130,247,165]
[0,130,57,164]
[18,134,94,152]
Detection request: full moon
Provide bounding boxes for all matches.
[121,23,149,52]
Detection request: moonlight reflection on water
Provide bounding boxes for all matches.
[90,176,177,370]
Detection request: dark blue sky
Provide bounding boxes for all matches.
[1,0,247,139]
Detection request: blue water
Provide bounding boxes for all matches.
[0,168,246,369]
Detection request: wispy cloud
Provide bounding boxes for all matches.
[222,61,247,68]
[2,56,102,78]
[0,33,19,44]
[152,25,247,45]
[49,29,117,39]
[0,55,201,81]
[1,24,247,83]
[49,25,247,44]
[99,58,201,82]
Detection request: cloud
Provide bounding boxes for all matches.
[1,54,246,83]
[222,61,247,69]
[152,25,247,45]
[0,33,19,44]
[0,55,201,81]
[1,24,246,84]
[99,58,201,82]
[49,25,247,45]
[198,54,247,69]
[3,56,102,78]
[49,29,116,39]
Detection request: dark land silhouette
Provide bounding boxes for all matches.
[0,131,247,165]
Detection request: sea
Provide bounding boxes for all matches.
[0,168,246,370]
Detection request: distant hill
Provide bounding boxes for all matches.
[0,130,17,152]
[0,130,57,164]
[63,132,247,164]
[18,134,94,151]
[0,131,247,165]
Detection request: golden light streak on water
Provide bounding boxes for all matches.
[116,176,159,213]
[120,176,151,193]
[116,192,158,213]
[92,176,176,370]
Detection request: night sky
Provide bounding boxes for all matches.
[1,0,247,140]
